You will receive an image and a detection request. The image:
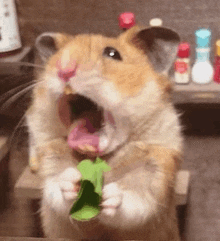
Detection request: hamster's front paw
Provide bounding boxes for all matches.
[101,182,123,217]
[58,167,81,201]
[43,167,81,215]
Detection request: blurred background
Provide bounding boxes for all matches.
[0,0,220,240]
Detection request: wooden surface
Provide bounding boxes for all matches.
[173,81,220,104]
[0,136,10,213]
[0,238,71,241]
[0,47,34,75]
[15,166,190,206]
[0,136,9,161]
[174,170,190,205]
[0,47,32,63]
[15,166,42,199]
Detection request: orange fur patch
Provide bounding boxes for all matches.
[147,144,182,204]
[43,29,164,98]
[156,74,173,100]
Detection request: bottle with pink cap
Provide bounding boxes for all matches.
[118,12,136,31]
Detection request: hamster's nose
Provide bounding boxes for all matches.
[57,59,78,82]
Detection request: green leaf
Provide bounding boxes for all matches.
[94,157,103,164]
[70,157,111,221]
[70,180,101,221]
[77,159,96,184]
[70,204,101,221]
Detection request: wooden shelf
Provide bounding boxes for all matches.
[15,166,190,206]
[15,166,42,199]
[0,238,71,241]
[0,47,34,75]
[173,81,220,104]
[0,136,9,161]
[174,170,190,206]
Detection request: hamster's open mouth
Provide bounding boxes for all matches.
[58,94,116,156]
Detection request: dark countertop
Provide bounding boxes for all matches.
[0,238,71,241]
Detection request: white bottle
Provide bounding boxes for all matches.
[192,28,213,84]
[0,0,22,54]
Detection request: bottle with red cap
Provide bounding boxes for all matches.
[213,40,220,83]
[174,42,191,84]
[118,12,136,31]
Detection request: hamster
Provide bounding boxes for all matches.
[26,26,183,240]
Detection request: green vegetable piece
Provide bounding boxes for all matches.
[70,157,111,221]
[94,157,111,195]
[77,159,96,183]
[70,180,101,221]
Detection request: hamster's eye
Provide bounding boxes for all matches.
[103,47,122,61]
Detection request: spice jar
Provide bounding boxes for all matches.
[174,42,190,84]
[213,40,220,83]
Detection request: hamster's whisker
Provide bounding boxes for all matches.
[11,61,45,69]
[8,113,27,149]
[0,81,35,102]
[1,83,37,110]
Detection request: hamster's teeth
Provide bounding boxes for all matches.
[64,85,73,95]
[86,145,96,152]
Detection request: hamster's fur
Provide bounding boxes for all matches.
[26,26,183,240]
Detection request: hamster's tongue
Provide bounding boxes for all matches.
[67,118,101,154]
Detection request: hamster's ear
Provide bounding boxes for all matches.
[131,27,180,74]
[35,32,72,62]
